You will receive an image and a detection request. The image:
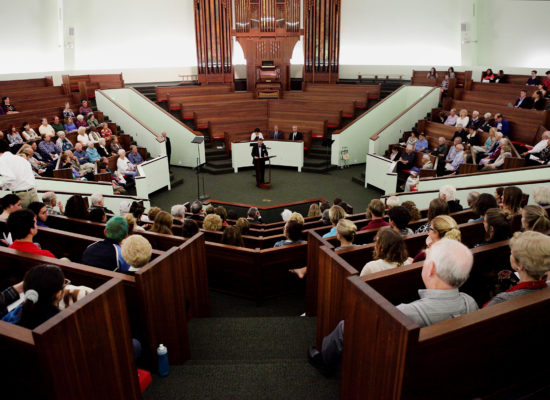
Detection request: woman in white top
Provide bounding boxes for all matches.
[76,127,90,146]
[455,109,469,129]
[360,227,410,277]
[21,123,40,142]
[117,149,137,177]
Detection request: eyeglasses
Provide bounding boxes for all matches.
[63,278,71,288]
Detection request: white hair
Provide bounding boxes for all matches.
[472,110,479,116]
[99,138,106,145]
[456,144,464,151]
[495,132,504,139]
[422,154,430,161]
[118,149,125,156]
[484,112,492,119]
[42,191,57,205]
[77,114,84,120]
[533,185,550,206]
[57,131,65,137]
[542,131,550,139]
[119,200,131,215]
[386,196,401,208]
[171,204,186,218]
[467,191,480,204]
[90,193,103,206]
[439,185,457,201]
[281,209,292,222]
[426,239,473,288]
[438,136,445,143]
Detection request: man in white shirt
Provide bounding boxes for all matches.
[38,118,55,137]
[250,128,264,141]
[0,141,39,207]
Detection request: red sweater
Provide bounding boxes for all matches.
[9,241,56,258]
[360,219,389,231]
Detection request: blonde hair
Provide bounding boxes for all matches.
[336,219,357,242]
[366,199,385,219]
[522,205,550,233]
[509,231,550,280]
[150,211,173,235]
[308,203,321,217]
[459,109,468,117]
[121,235,152,269]
[431,215,461,241]
[123,213,136,233]
[203,214,222,231]
[289,212,305,225]
[147,206,161,222]
[329,205,346,225]
[77,126,87,136]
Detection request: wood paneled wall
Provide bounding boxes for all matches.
[304,0,341,83]
[194,0,234,84]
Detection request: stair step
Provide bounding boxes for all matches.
[206,159,232,168]
[304,158,330,167]
[206,154,230,161]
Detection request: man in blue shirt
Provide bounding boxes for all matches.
[127,145,144,165]
[414,133,428,152]
[38,134,61,162]
[494,113,510,137]
[73,143,90,164]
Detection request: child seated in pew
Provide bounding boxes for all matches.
[360,228,410,277]
[308,239,478,376]
[121,235,153,274]
[484,231,550,307]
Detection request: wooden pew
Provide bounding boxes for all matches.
[0,250,141,400]
[0,77,53,90]
[467,81,539,97]
[2,85,66,102]
[156,83,234,103]
[63,74,124,99]
[177,92,255,115]
[205,240,307,303]
[303,82,381,101]
[339,240,550,399]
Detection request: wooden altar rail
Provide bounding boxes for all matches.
[0,76,53,90]
[156,83,234,103]
[0,257,141,400]
[341,242,550,399]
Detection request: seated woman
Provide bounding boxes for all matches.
[20,122,40,142]
[28,202,49,228]
[400,131,417,147]
[117,149,137,179]
[360,228,409,276]
[322,205,346,238]
[121,235,153,274]
[2,264,66,329]
[402,201,421,221]
[484,231,550,307]
[64,117,78,134]
[334,219,357,251]
[1,96,18,114]
[502,186,523,215]
[521,205,550,234]
[235,217,250,235]
[150,211,173,235]
[455,109,470,128]
[308,203,321,218]
[481,143,512,170]
[426,67,437,79]
[275,220,305,248]
[97,138,110,157]
[75,114,88,129]
[7,125,24,152]
[182,219,199,239]
[475,208,512,247]
[86,142,102,163]
[101,124,113,140]
[62,102,75,119]
[90,207,107,223]
[203,214,222,232]
[221,225,244,247]
[415,198,449,233]
[56,131,73,151]
[87,112,101,128]
[469,193,498,222]
[215,206,229,227]
[88,127,101,143]
[481,68,495,83]
[64,195,90,220]
[412,215,461,263]
[472,127,497,156]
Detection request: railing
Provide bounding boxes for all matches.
[330,86,439,166]
[136,155,171,198]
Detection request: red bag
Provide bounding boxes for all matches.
[137,369,152,392]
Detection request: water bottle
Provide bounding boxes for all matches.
[157,344,170,377]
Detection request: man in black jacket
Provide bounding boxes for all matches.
[251,138,269,185]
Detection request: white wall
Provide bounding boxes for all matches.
[0,0,63,74]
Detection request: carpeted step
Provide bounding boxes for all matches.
[143,359,339,400]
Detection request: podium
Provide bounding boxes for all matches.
[255,155,276,189]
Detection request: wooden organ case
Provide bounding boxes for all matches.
[233,0,302,93]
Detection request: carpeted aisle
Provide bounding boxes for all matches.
[143,292,339,399]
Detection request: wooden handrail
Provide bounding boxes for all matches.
[33,188,148,202]
[36,176,111,186]
[370,87,439,141]
[140,154,167,167]
[203,197,326,211]
[96,89,163,142]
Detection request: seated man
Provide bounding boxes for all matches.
[89,193,114,214]
[494,113,510,137]
[73,142,90,165]
[467,110,482,130]
[42,192,64,215]
[414,134,428,152]
[247,207,263,224]
[38,134,61,162]
[521,131,550,160]
[478,112,493,132]
[360,199,389,231]
[308,239,478,375]
[396,144,415,172]
[444,137,462,165]
[51,116,65,133]
[452,124,467,143]
[526,70,540,86]
[7,209,55,258]
[81,216,131,272]
[189,200,204,221]
[127,145,144,165]
[444,143,465,174]
[271,125,284,140]
[38,118,55,137]
[289,125,303,141]
[443,109,458,126]
[514,89,534,109]
[79,100,93,116]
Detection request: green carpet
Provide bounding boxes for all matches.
[150,164,379,215]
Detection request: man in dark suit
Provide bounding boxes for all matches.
[514,89,534,109]
[289,125,303,141]
[162,131,171,165]
[271,125,284,140]
[251,138,268,185]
